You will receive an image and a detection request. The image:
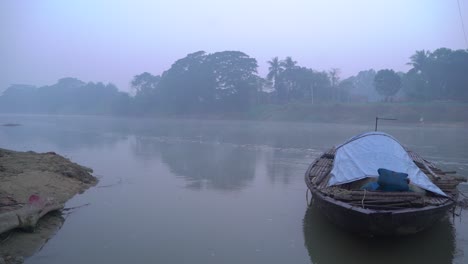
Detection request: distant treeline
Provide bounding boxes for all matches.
[0,48,467,116]
[0,80,130,115]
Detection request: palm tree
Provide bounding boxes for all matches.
[267,57,282,83]
[277,57,298,103]
[280,56,297,71]
[407,50,430,73]
[267,57,288,103]
[267,57,285,102]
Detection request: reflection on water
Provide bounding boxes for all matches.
[303,204,456,264]
[266,149,307,185]
[133,136,257,190]
[0,118,121,153]
[0,212,65,259]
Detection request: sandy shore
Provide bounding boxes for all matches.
[0,148,97,263]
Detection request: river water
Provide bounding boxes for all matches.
[0,115,467,264]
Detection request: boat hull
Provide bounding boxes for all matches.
[310,190,454,236]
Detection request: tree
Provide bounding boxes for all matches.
[328,68,340,87]
[157,51,259,113]
[0,84,37,113]
[374,69,401,101]
[131,72,160,96]
[280,56,297,71]
[426,48,468,100]
[344,69,379,102]
[277,56,299,103]
[130,72,161,114]
[157,51,211,113]
[337,79,354,103]
[0,78,130,114]
[328,68,340,101]
[404,48,468,101]
[407,50,430,73]
[309,71,332,103]
[282,67,312,101]
[402,71,427,101]
[206,51,259,110]
[266,57,283,90]
[274,66,332,103]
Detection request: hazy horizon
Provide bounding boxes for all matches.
[1,0,467,92]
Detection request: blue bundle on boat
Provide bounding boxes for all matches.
[377,168,409,192]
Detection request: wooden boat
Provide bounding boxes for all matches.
[305,132,466,236]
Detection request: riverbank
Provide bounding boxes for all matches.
[0,148,97,263]
[244,102,468,124]
[121,102,468,125]
[2,102,468,125]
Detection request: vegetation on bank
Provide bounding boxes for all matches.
[0,48,467,120]
[245,102,468,124]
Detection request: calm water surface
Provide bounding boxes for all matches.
[0,115,467,264]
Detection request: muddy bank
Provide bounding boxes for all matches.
[0,148,97,263]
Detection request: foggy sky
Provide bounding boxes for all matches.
[1,0,467,92]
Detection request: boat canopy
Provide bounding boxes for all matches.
[328,132,447,197]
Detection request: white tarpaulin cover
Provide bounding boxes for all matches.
[328,132,447,197]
